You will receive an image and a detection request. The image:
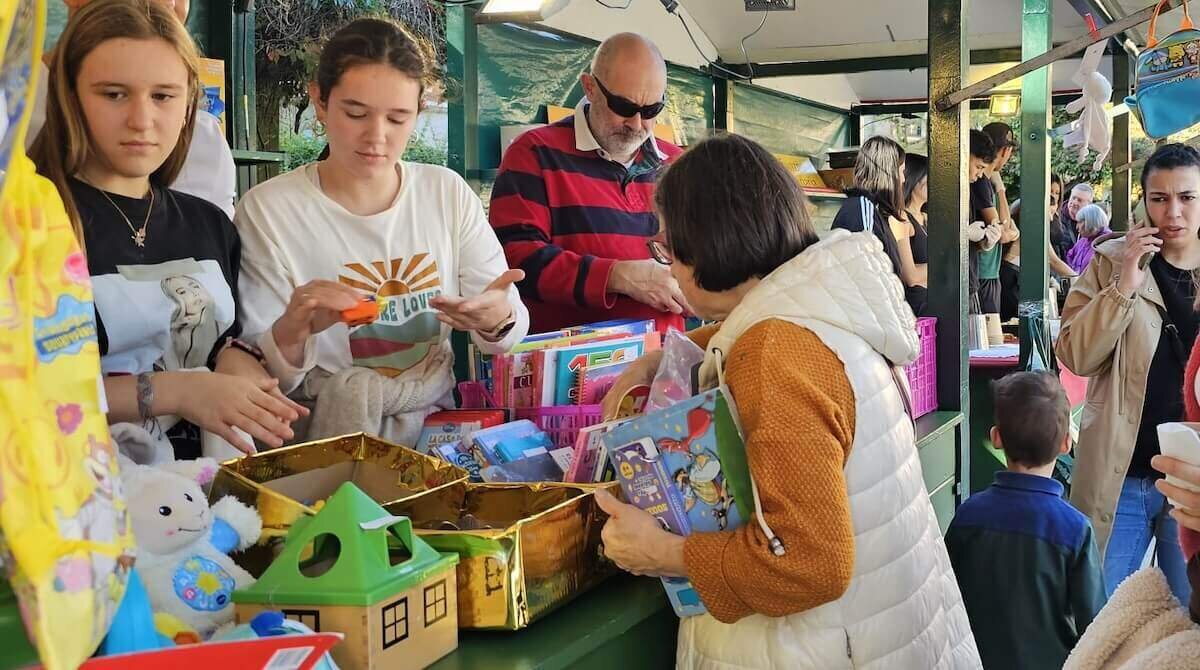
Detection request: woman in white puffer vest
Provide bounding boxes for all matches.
[594,134,981,670]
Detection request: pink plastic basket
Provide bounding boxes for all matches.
[456,382,603,449]
[515,405,604,449]
[903,317,938,419]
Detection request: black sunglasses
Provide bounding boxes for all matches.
[593,77,666,120]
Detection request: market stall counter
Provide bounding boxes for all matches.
[429,572,676,670]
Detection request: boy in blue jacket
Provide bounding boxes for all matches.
[947,371,1106,670]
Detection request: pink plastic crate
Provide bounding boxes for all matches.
[457,382,603,449]
[903,317,938,419]
[515,405,604,449]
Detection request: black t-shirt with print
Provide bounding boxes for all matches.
[71,177,242,458]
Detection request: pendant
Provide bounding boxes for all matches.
[132,229,146,247]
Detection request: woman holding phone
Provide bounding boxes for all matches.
[1057,143,1200,603]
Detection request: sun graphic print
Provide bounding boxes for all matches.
[339,253,443,377]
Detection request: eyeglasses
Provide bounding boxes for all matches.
[647,238,673,265]
[593,77,666,120]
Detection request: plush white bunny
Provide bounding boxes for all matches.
[121,457,261,639]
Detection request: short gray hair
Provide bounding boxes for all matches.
[1071,182,1095,199]
[1076,204,1109,237]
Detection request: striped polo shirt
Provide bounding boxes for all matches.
[489,100,683,333]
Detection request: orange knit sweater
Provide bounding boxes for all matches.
[683,319,858,623]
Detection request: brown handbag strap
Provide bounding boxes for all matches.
[1148,0,1194,49]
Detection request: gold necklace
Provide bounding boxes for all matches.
[97,186,155,248]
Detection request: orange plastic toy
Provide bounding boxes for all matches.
[340,297,379,327]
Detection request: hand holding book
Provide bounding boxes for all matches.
[594,488,688,578]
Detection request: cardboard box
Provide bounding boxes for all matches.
[210,433,470,576]
[198,57,226,133]
[385,481,617,630]
[818,168,855,191]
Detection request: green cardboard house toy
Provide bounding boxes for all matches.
[234,482,460,670]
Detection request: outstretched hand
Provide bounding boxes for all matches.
[430,269,523,333]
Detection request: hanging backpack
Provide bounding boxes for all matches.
[1125,0,1200,139]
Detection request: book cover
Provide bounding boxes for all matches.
[607,437,705,617]
[564,419,624,483]
[601,387,753,617]
[471,420,553,464]
[414,409,506,455]
[552,335,655,405]
[574,360,632,406]
[603,389,748,533]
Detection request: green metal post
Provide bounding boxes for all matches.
[1111,52,1132,231]
[713,76,730,131]
[1018,0,1052,368]
[927,0,970,502]
[447,5,480,187]
[446,5,480,385]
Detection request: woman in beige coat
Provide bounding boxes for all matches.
[1057,143,1200,604]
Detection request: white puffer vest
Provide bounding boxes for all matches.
[677,231,981,670]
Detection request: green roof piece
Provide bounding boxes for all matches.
[234,482,458,607]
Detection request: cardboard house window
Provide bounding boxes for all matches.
[282,608,321,632]
[424,579,449,626]
[381,597,409,649]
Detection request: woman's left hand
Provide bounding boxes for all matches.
[594,489,688,578]
[430,269,524,333]
[1152,454,1200,532]
[215,346,309,422]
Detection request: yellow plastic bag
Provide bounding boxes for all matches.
[0,1,135,668]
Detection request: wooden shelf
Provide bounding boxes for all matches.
[804,189,846,201]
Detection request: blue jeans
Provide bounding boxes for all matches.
[1103,476,1192,603]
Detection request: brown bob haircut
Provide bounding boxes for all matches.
[31,0,201,245]
[992,371,1070,467]
[655,133,820,292]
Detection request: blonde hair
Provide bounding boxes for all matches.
[31,0,201,244]
[854,136,905,217]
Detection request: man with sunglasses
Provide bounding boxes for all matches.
[490,33,687,333]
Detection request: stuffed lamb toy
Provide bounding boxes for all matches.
[122,457,261,638]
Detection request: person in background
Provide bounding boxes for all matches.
[967,131,1002,313]
[1004,175,1076,321]
[976,123,1021,321]
[1066,204,1112,275]
[489,33,684,333]
[29,0,237,220]
[947,371,1106,670]
[900,153,929,289]
[235,18,528,447]
[1054,182,1096,263]
[1057,143,1200,604]
[593,133,980,669]
[31,0,304,459]
[831,135,927,315]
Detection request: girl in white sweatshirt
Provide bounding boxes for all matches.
[235,17,529,446]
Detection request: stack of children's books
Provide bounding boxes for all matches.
[467,319,660,408]
[601,387,752,618]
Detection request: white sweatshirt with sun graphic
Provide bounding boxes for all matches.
[235,161,529,439]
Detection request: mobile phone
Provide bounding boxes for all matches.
[1132,215,1158,270]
